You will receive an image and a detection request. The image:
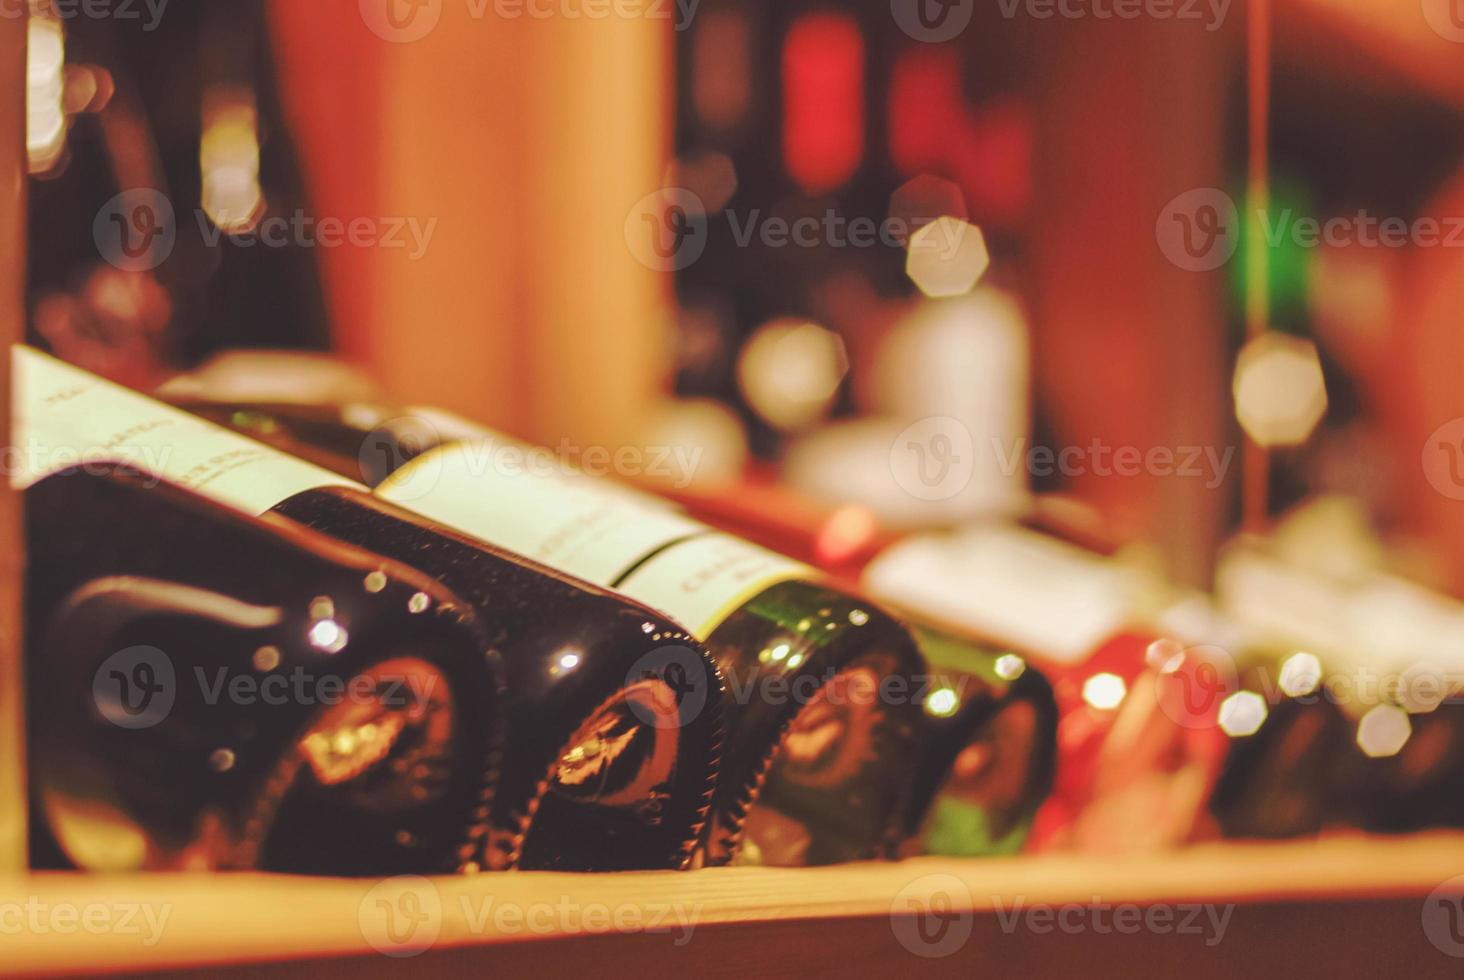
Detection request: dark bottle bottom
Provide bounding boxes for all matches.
[515,673,712,872]
[720,653,916,867]
[913,697,1045,857]
[257,655,493,876]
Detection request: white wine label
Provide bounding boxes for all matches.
[616,533,813,640]
[373,412,816,633]
[376,440,709,588]
[863,524,1136,664]
[12,346,362,514]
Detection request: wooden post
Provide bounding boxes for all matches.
[1030,16,1234,588]
[0,5,28,869]
[272,5,672,454]
[370,10,671,451]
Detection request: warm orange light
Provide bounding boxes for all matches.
[1233,334,1328,448]
[906,217,990,298]
[1082,673,1127,711]
[815,504,878,565]
[736,318,848,432]
[26,14,66,174]
[201,88,264,233]
[1356,704,1411,758]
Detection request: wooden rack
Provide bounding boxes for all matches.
[2,834,1461,977]
[2,3,28,876]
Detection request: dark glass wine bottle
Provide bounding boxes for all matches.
[1212,539,1464,838]
[16,345,725,871]
[1207,656,1354,839]
[171,397,928,866]
[898,624,1056,857]
[26,465,504,876]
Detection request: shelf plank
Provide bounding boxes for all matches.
[3,834,1462,977]
[0,7,26,876]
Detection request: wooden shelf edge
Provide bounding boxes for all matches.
[2,833,1462,976]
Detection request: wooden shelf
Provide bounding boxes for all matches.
[4,834,1462,977]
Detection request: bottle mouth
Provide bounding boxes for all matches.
[732,658,907,867]
[516,674,696,871]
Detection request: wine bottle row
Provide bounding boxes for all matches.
[23,346,1458,875]
[15,345,1054,873]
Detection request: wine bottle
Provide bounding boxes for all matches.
[26,464,504,875]
[1215,536,1464,836]
[1206,657,1354,839]
[169,396,927,866]
[898,624,1057,857]
[15,345,725,871]
[654,486,1254,851]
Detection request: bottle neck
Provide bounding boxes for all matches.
[14,346,363,517]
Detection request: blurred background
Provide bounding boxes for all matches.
[20,0,1464,599]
